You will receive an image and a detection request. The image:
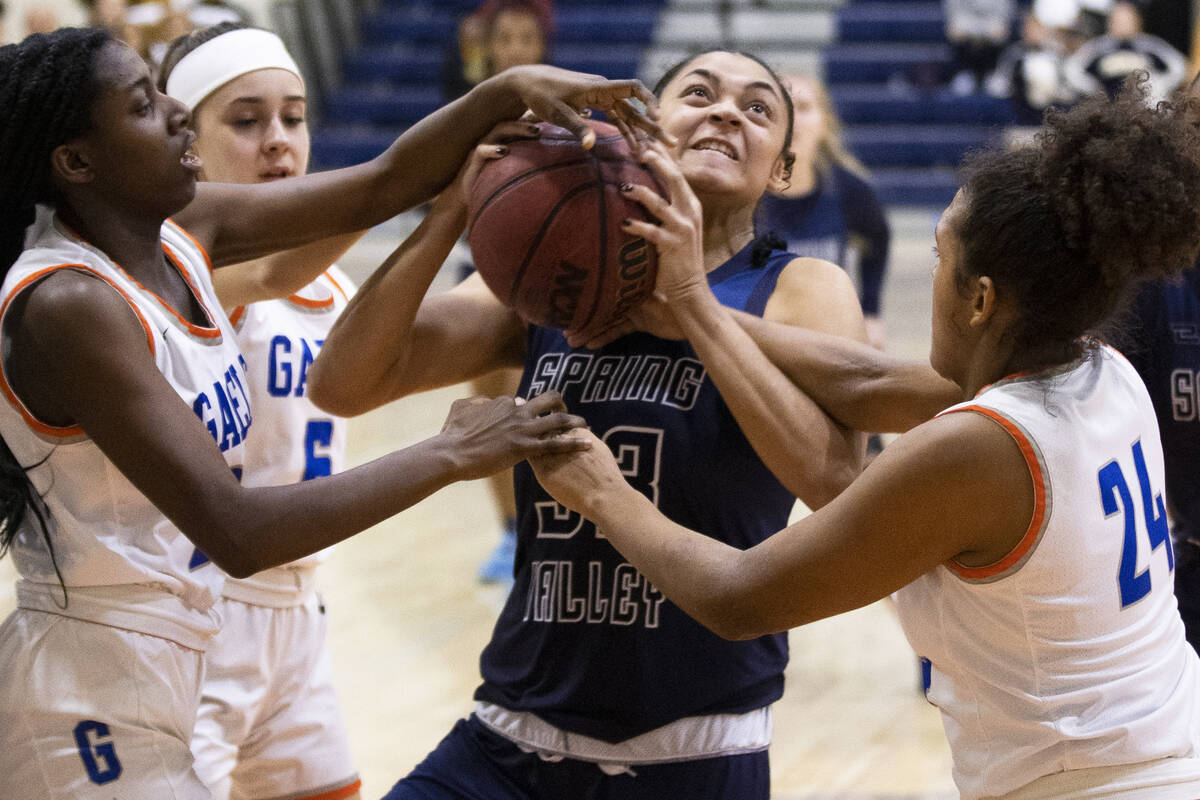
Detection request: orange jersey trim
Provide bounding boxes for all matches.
[944,405,1047,580]
[286,288,335,310]
[323,269,349,302]
[228,306,246,327]
[293,778,362,800]
[0,264,156,439]
[165,218,216,274]
[287,269,348,310]
[157,245,222,339]
[55,216,222,339]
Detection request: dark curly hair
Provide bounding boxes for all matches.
[0,28,110,601]
[955,87,1200,354]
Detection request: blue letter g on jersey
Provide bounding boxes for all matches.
[74,720,122,784]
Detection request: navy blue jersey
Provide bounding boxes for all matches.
[475,241,798,743]
[1118,268,1200,541]
[755,164,890,315]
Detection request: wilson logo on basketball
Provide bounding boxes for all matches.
[547,260,588,329]
[611,237,650,322]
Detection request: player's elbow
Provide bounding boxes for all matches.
[695,566,785,641]
[307,358,369,417]
[705,601,783,641]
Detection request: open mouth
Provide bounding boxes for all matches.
[691,138,738,160]
[259,168,292,180]
[181,149,203,172]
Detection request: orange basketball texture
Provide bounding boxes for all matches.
[466,121,661,334]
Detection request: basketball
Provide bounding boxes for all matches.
[466,120,661,335]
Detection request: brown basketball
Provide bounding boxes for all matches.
[466,120,660,335]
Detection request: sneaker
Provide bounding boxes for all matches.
[478,524,517,584]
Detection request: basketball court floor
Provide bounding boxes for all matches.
[0,208,960,798]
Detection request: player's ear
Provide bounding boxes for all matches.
[51,140,95,185]
[768,151,792,194]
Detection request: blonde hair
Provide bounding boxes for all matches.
[787,73,869,179]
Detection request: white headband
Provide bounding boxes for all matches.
[166,28,304,112]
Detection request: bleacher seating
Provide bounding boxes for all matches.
[827,0,1016,206]
[312,0,667,169]
[308,0,1017,207]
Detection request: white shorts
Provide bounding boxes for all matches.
[1001,756,1200,799]
[0,607,210,800]
[191,593,359,800]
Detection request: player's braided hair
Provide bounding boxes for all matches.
[0,28,110,276]
[956,85,1200,354]
[0,28,110,603]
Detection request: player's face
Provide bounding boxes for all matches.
[657,51,790,205]
[929,191,972,384]
[192,68,309,184]
[489,10,546,73]
[71,40,198,217]
[787,76,824,170]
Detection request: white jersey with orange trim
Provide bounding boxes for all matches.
[218,267,354,607]
[0,205,249,651]
[895,344,1200,799]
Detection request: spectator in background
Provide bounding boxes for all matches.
[443,0,553,102]
[125,0,249,68]
[988,11,1078,127]
[944,0,1017,95]
[757,74,890,353]
[23,5,56,34]
[82,0,137,44]
[1064,0,1187,104]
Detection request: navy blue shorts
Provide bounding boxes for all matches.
[382,715,770,800]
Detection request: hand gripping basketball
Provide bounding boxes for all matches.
[466,120,664,339]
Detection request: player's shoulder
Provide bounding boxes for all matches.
[777,256,857,299]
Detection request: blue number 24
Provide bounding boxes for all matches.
[1097,439,1173,608]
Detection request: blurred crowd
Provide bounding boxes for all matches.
[944,0,1191,124]
[0,0,251,68]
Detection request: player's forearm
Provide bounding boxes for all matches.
[586,487,762,641]
[731,310,959,432]
[212,232,363,309]
[196,435,465,577]
[671,288,861,509]
[309,199,467,416]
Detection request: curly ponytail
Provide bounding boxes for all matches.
[955,86,1200,353]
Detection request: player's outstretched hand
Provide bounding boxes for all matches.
[439,390,590,482]
[443,120,542,208]
[498,64,674,151]
[529,428,627,518]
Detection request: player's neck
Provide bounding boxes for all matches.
[701,206,757,272]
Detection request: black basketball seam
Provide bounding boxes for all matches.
[577,154,608,333]
[468,155,650,232]
[509,179,605,310]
